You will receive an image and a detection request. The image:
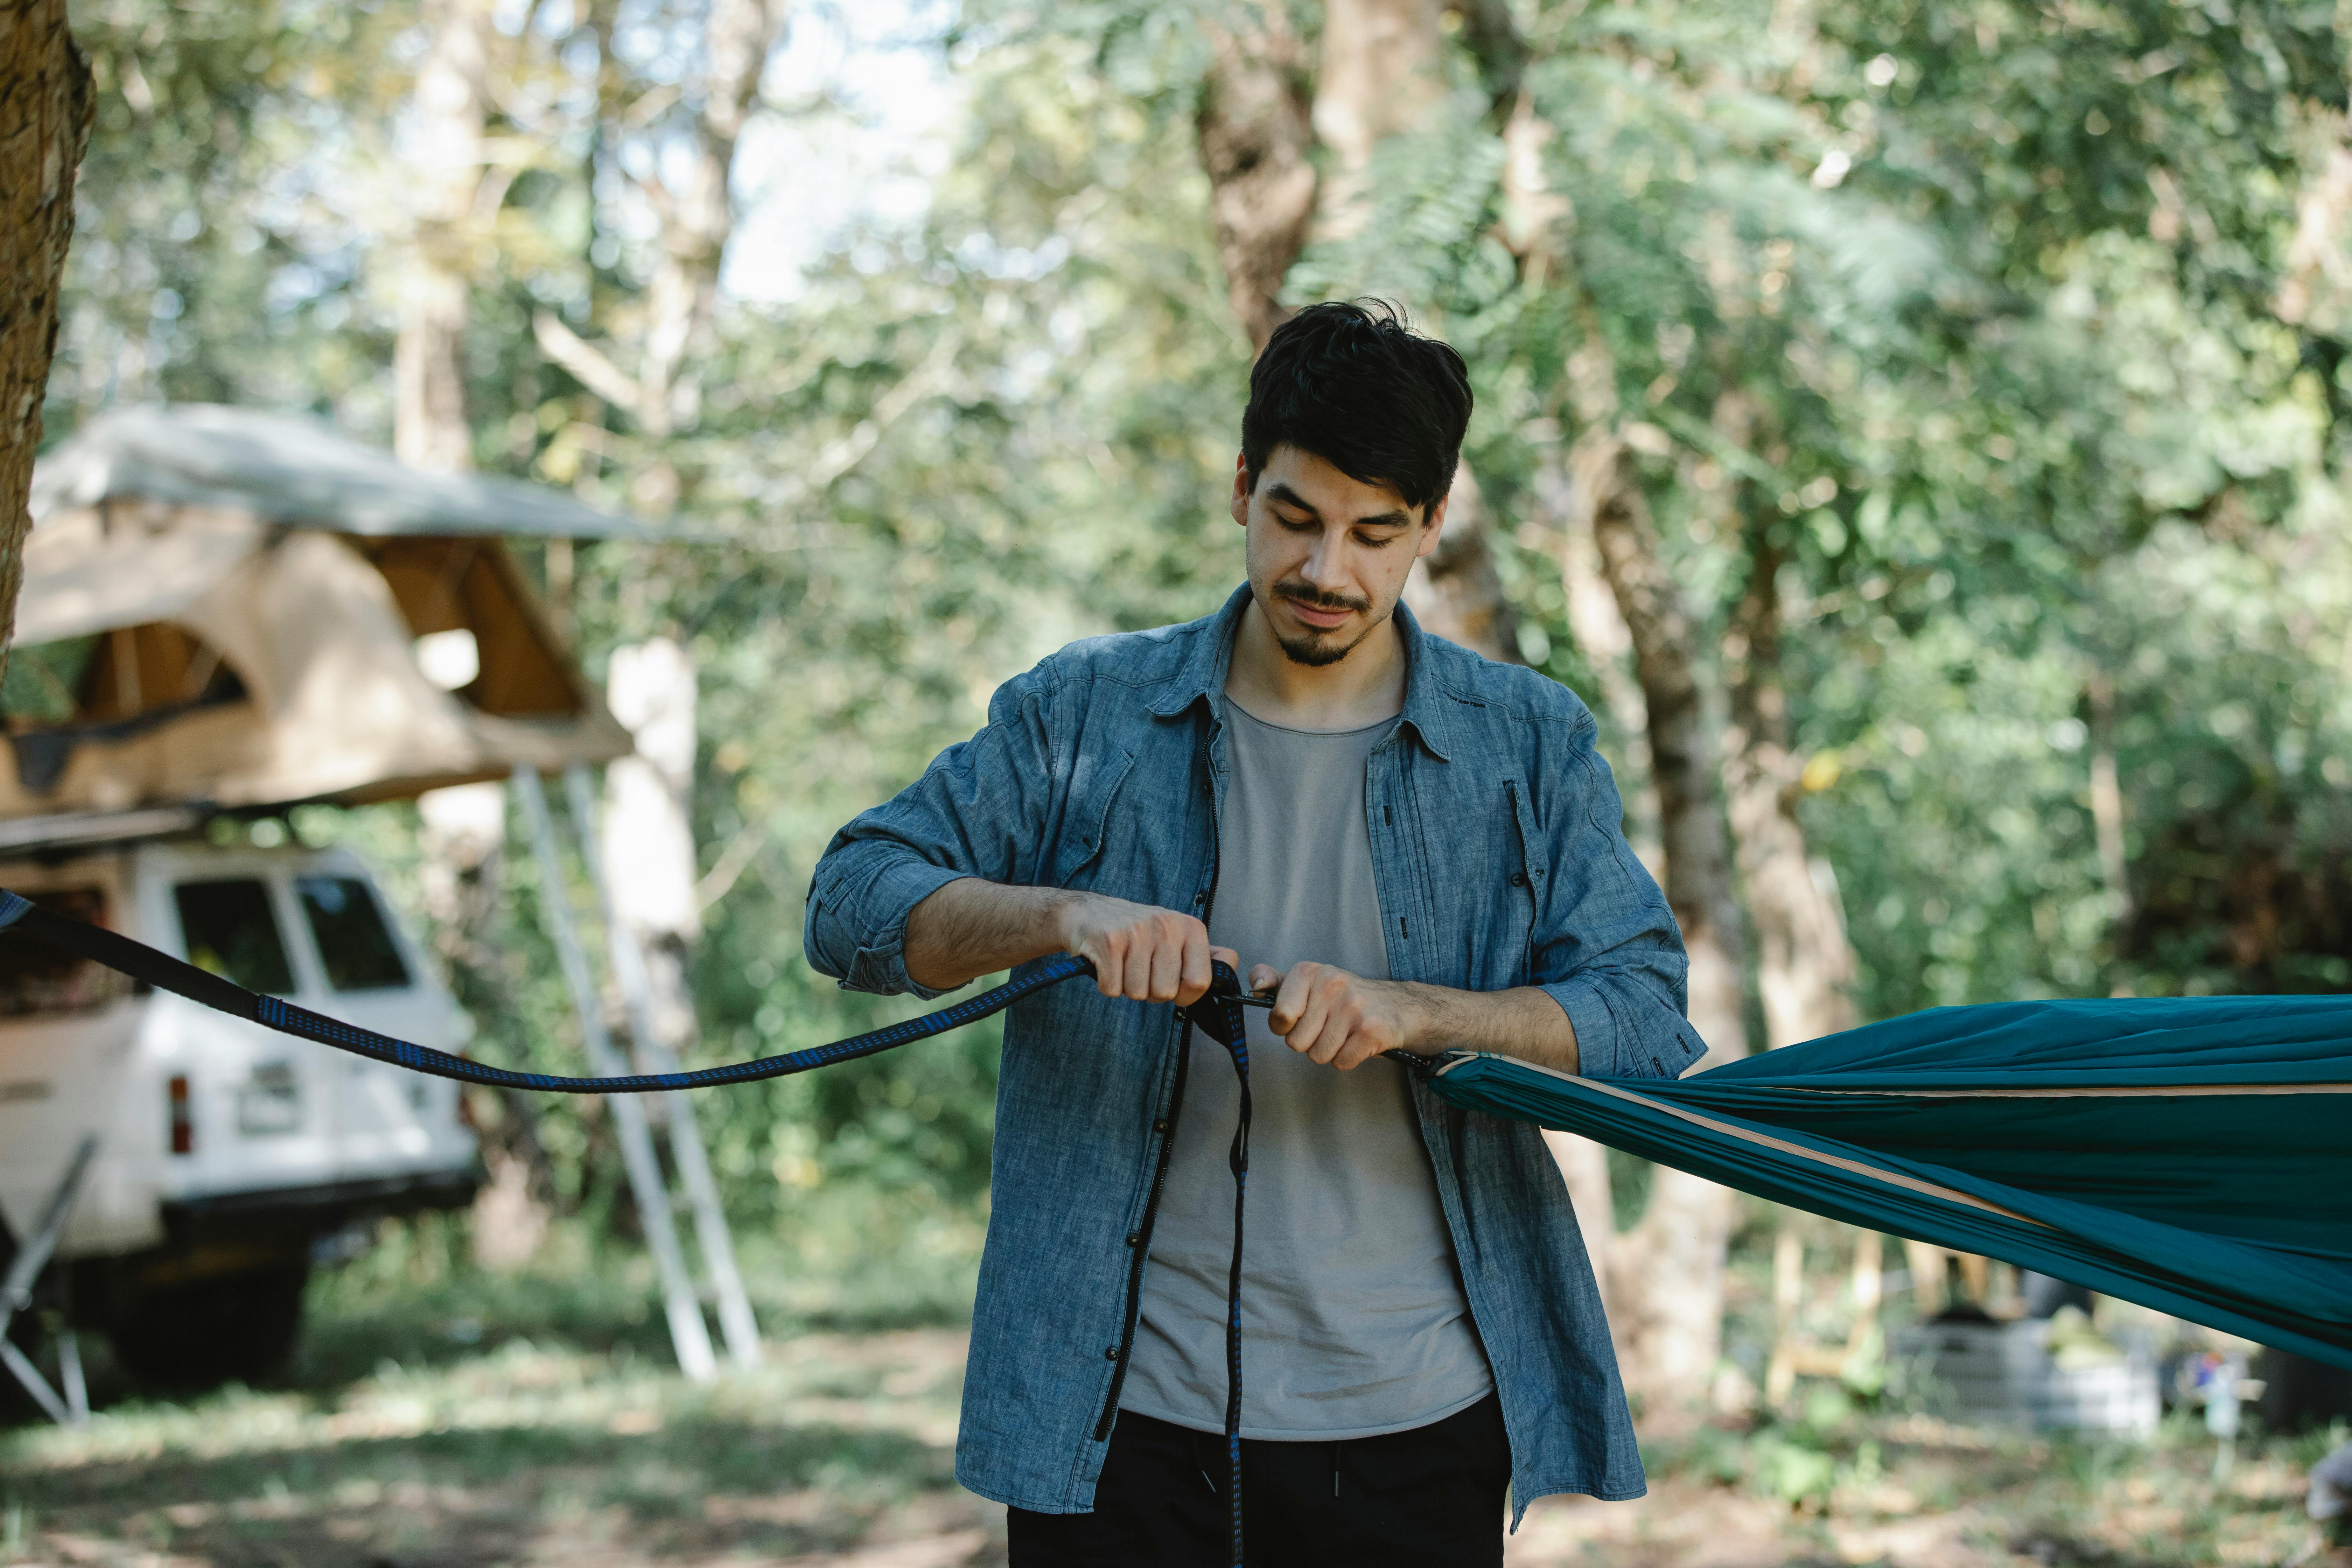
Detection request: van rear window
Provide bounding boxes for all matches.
[0,887,121,1016]
[175,879,295,995]
[296,876,410,991]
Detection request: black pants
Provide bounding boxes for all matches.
[1007,1395,1510,1567]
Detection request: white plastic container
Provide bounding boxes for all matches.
[1892,1315,2161,1436]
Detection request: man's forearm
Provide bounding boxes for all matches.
[1259,959,1580,1074]
[903,878,1072,992]
[1394,982,1579,1075]
[904,879,1236,1004]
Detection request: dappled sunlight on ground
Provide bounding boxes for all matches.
[1,1328,1006,1567]
[4,1302,2346,1567]
[1507,1413,2349,1568]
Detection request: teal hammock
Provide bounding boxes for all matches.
[1426,994,2352,1370]
[5,887,2347,1368]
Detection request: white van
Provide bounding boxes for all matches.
[0,839,479,1387]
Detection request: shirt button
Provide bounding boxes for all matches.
[1105,1345,1122,1361]
[1126,1232,1140,1247]
[1509,871,1529,887]
[1153,1118,1170,1133]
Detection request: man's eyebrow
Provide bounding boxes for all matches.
[1264,481,1320,518]
[1265,481,1413,530]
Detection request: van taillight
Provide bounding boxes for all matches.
[168,1074,193,1155]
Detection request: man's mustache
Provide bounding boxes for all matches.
[1273,582,1371,616]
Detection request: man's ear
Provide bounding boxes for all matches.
[1415,485,1452,559]
[1230,451,1252,528]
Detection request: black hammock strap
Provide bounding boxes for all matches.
[0,885,1267,1568]
[0,887,1116,1093]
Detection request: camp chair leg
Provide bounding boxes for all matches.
[56,1329,86,1421]
[0,1135,99,1426]
[0,1340,69,1424]
[55,1269,86,1422]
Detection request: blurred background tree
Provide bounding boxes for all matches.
[40,0,2352,1406]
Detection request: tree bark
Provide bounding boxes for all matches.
[1195,6,1317,354]
[1403,465,1522,663]
[1310,0,1521,662]
[1311,0,1446,240]
[1583,441,1754,1409]
[637,0,787,446]
[1452,0,1530,118]
[1724,534,1855,1050]
[395,0,492,473]
[0,0,93,685]
[1586,446,1748,1054]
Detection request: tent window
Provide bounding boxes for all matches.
[361,537,581,718]
[0,887,125,1016]
[1,626,246,729]
[1,639,100,728]
[2,626,254,795]
[174,879,295,996]
[296,875,411,992]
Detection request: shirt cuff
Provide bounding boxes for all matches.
[836,861,973,1000]
[1537,977,1705,1080]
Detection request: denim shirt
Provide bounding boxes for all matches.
[805,586,1705,1524]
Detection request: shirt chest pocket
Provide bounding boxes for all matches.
[1048,748,1136,888]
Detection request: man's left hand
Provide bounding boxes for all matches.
[1250,961,1426,1071]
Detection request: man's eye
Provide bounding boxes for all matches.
[1355,532,1395,548]
[1276,513,1316,531]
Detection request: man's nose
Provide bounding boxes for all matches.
[1300,527,1352,590]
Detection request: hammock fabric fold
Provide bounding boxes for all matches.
[1424,993,2352,1371]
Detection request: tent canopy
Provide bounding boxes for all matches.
[30,404,658,541]
[1,406,645,841]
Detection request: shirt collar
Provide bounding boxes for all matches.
[1150,583,1456,763]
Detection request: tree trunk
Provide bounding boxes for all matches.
[1721,513,1866,1415]
[1724,535,1855,1050]
[544,0,783,516]
[1195,6,1317,354]
[1311,0,1521,662]
[396,0,536,1253]
[637,0,787,450]
[2087,670,2129,931]
[395,0,491,472]
[0,1,93,684]
[1311,0,1445,240]
[601,638,704,1046]
[1586,446,1748,1059]
[1584,442,1754,1409]
[1404,465,1521,663]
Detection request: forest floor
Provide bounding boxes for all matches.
[1,1242,2344,1568]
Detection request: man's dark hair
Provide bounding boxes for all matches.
[1240,300,1472,514]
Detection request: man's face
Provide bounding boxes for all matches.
[1230,445,1448,668]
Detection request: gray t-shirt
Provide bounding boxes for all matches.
[1119,699,1493,1440]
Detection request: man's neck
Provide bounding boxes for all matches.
[1224,594,1409,731]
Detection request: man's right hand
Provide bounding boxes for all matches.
[903,880,1233,1005]
[1053,891,1236,1007]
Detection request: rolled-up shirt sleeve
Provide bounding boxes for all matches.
[804,663,1060,999]
[1529,718,1708,1080]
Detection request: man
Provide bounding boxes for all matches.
[806,301,1704,1565]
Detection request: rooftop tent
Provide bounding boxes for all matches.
[1,405,655,844]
